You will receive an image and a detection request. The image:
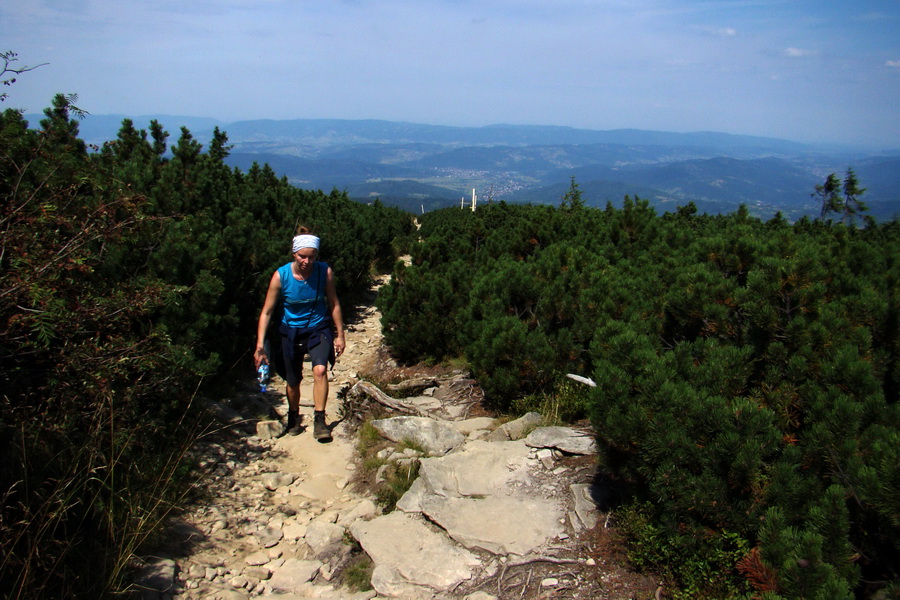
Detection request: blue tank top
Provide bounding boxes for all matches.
[277,261,328,329]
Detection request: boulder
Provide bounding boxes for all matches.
[304,520,345,557]
[371,416,465,456]
[268,558,323,594]
[256,420,284,439]
[524,426,597,455]
[131,557,177,599]
[449,417,498,435]
[570,483,599,530]
[350,511,480,592]
[485,412,542,441]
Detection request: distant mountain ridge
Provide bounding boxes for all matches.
[25,114,900,220]
[56,114,815,153]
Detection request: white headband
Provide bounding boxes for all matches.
[292,235,320,253]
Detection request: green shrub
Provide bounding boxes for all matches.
[342,553,375,591]
[618,503,752,599]
[377,197,900,597]
[0,97,413,599]
[374,460,421,513]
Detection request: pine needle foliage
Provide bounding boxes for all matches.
[1,96,414,598]
[377,197,900,598]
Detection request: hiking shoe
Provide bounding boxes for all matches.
[313,412,331,441]
[284,411,301,436]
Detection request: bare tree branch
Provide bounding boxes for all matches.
[1,51,49,102]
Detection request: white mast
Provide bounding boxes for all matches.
[471,188,477,212]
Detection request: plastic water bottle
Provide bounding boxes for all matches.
[258,363,269,392]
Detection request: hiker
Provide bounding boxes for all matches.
[254,227,346,440]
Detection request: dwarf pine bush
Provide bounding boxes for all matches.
[378,198,900,598]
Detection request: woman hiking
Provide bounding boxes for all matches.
[254,227,346,440]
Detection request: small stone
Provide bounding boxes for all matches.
[541,577,559,587]
[261,472,297,491]
[256,525,283,548]
[245,550,269,566]
[187,564,205,578]
[211,519,228,532]
[244,566,271,580]
[375,464,388,484]
[319,510,339,524]
[585,558,597,566]
[283,521,308,541]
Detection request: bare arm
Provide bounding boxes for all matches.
[255,271,282,368]
[325,266,346,357]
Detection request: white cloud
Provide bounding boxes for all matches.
[697,25,737,37]
[886,60,900,68]
[783,47,815,58]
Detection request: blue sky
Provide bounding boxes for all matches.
[3,0,899,147]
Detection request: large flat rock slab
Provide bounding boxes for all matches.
[416,439,534,497]
[420,494,565,556]
[397,438,568,557]
[349,511,480,593]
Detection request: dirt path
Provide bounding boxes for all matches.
[138,283,389,599]
[139,277,659,600]
[261,294,384,509]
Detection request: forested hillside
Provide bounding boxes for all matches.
[45,114,900,223]
[378,196,900,598]
[0,95,415,599]
[4,96,899,599]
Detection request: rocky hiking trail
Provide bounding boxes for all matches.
[133,278,659,600]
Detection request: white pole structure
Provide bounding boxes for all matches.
[471,188,477,212]
[460,197,465,209]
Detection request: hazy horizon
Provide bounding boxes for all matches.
[5,1,899,148]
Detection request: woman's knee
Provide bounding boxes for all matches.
[312,364,328,380]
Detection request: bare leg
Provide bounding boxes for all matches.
[311,364,331,440]
[286,382,301,413]
[312,364,328,411]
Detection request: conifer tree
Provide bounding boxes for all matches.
[814,172,843,219]
[149,119,168,157]
[208,125,232,162]
[561,175,584,210]
[841,168,867,225]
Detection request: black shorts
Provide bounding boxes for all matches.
[281,329,333,387]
